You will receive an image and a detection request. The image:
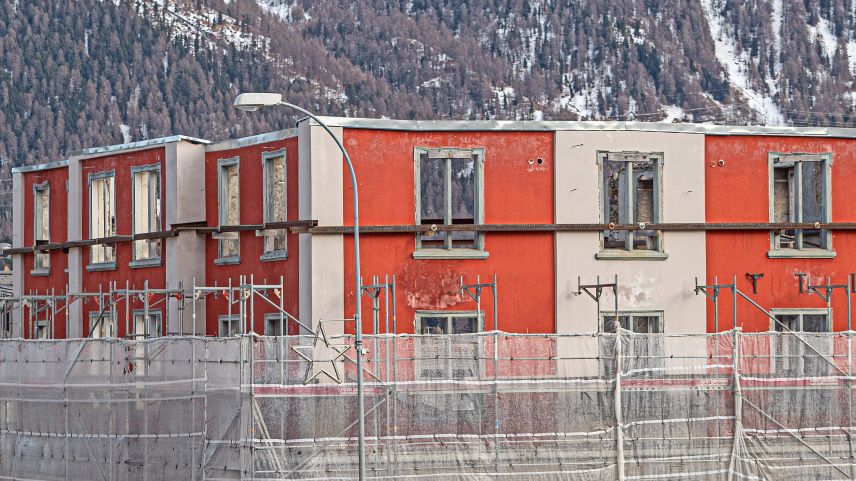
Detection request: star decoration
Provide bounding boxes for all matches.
[291,320,352,384]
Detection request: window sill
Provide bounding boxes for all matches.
[214,256,241,266]
[412,249,489,260]
[130,258,162,269]
[595,250,669,261]
[767,249,836,259]
[86,262,117,272]
[30,268,50,277]
[260,251,288,262]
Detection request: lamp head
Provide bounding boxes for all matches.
[233,93,283,112]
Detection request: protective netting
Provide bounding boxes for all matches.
[1,331,855,480]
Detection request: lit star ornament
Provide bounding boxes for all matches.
[291,320,352,384]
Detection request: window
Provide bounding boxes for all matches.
[769,153,832,256]
[131,165,162,265]
[265,314,285,336]
[601,311,664,376]
[601,312,663,334]
[216,158,240,262]
[219,316,240,337]
[599,151,664,256]
[415,311,480,380]
[33,182,50,273]
[771,310,829,333]
[262,150,287,260]
[414,148,485,258]
[34,321,48,340]
[133,310,162,339]
[770,309,831,377]
[89,313,114,338]
[89,171,116,266]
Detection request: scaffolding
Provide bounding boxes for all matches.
[1,330,856,480]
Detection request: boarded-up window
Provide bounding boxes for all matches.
[218,158,240,259]
[89,313,113,338]
[133,311,162,339]
[33,182,50,271]
[89,173,115,264]
[263,151,287,255]
[771,154,829,251]
[415,312,480,380]
[601,152,662,251]
[132,166,161,261]
[416,148,483,250]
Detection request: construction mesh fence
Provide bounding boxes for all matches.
[1,331,855,480]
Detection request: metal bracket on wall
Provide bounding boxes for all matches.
[745,273,764,294]
[459,274,498,331]
[576,275,619,331]
[795,272,852,330]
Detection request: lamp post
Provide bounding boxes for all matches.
[233,93,367,480]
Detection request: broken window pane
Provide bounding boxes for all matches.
[89,174,115,264]
[802,314,828,332]
[219,162,239,258]
[133,312,161,339]
[772,155,829,251]
[602,160,628,249]
[774,314,799,331]
[801,160,824,248]
[133,168,161,261]
[33,185,50,270]
[264,154,287,254]
[633,165,658,251]
[450,157,476,248]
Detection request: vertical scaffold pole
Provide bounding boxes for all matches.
[192,277,197,337]
[615,316,625,481]
[727,326,742,481]
[125,280,130,339]
[494,329,500,478]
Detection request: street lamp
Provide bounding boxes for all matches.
[234,93,367,480]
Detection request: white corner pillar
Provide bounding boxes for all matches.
[298,121,345,335]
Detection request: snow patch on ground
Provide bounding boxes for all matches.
[808,16,838,60]
[660,105,685,123]
[770,0,783,74]
[699,0,785,125]
[120,124,132,144]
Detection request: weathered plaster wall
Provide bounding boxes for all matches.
[554,130,707,334]
[204,134,300,335]
[706,135,856,332]
[340,129,555,335]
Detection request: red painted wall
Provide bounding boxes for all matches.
[204,136,300,335]
[80,148,167,338]
[706,136,856,332]
[341,129,555,335]
[21,167,69,338]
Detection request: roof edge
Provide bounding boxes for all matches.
[205,129,297,152]
[70,135,210,159]
[301,117,856,138]
[12,159,70,174]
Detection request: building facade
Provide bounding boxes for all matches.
[8,119,856,339]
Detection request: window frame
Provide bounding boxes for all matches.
[32,181,50,275]
[87,170,117,271]
[130,163,163,268]
[215,157,241,265]
[132,309,163,339]
[264,313,286,336]
[414,310,482,381]
[597,151,667,260]
[599,310,664,334]
[219,315,240,337]
[413,147,487,260]
[260,149,288,261]
[767,152,833,258]
[88,312,114,338]
[769,308,831,332]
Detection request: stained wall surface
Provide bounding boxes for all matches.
[554,130,707,334]
[705,135,856,332]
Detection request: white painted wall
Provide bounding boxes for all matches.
[554,130,707,333]
[298,122,345,335]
